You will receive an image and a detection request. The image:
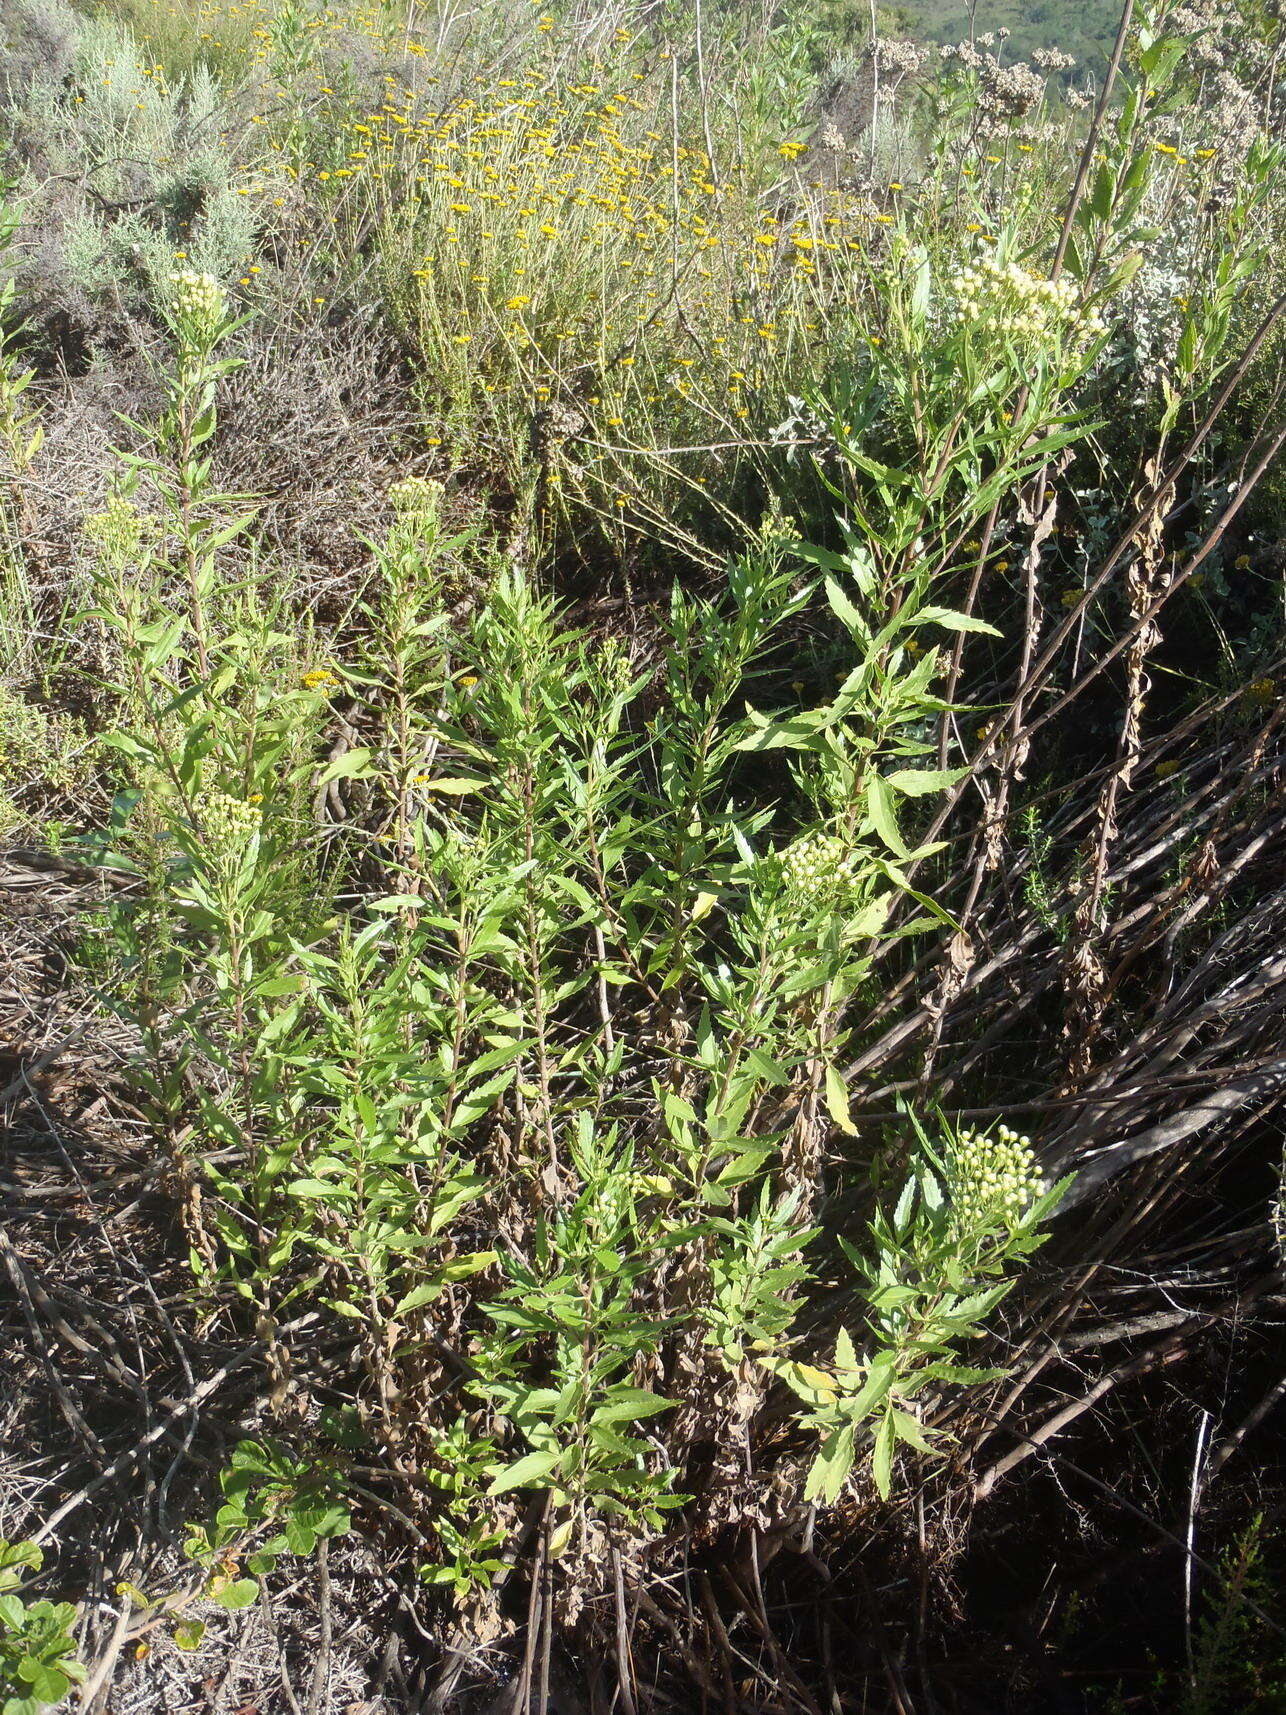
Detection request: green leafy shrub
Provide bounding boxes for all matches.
[765,1114,1063,1500]
[0,0,1279,1672]
[63,234,1093,1609]
[184,1439,352,1618]
[0,1541,84,1715]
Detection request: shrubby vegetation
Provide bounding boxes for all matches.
[1,0,1284,1707]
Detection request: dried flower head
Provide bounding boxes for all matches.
[978,59,1046,121]
[873,37,927,78]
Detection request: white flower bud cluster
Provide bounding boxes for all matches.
[779,830,858,905]
[390,474,444,517]
[202,789,262,847]
[953,251,1106,347]
[389,475,444,544]
[169,269,226,335]
[949,1122,1046,1232]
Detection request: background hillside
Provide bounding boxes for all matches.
[899,0,1122,66]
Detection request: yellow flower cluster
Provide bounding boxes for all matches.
[352,65,888,466]
[949,1122,1045,1232]
[169,269,227,334]
[202,788,262,844]
[126,0,1121,527]
[953,251,1104,346]
[301,668,340,691]
[1244,677,1276,708]
[83,495,148,565]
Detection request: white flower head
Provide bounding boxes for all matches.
[948,1121,1046,1235]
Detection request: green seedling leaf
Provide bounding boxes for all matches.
[210,1578,259,1611]
[16,1664,68,1705]
[546,1517,575,1559]
[315,748,374,786]
[804,1424,855,1504]
[834,1326,859,1375]
[866,774,910,859]
[824,574,866,635]
[0,1542,41,1583]
[891,1409,937,1456]
[282,1516,317,1556]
